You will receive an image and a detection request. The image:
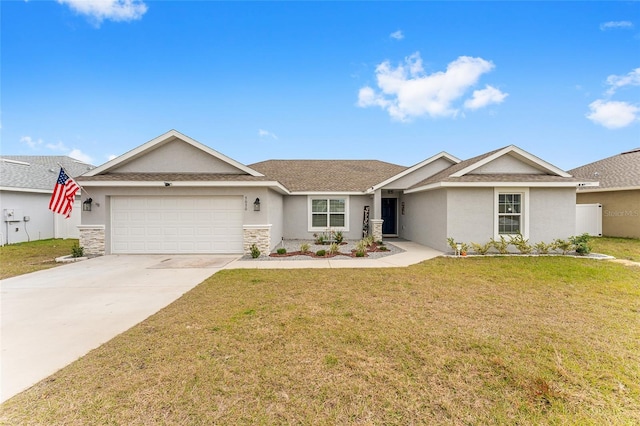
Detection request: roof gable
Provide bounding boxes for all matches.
[84,130,263,177]
[370,152,461,191]
[451,145,571,178]
[406,145,582,193]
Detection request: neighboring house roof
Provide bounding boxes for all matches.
[406,145,587,193]
[249,160,407,192]
[1,156,94,193]
[569,148,640,192]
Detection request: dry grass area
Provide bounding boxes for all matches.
[2,256,639,424]
[0,239,78,280]
[591,236,640,262]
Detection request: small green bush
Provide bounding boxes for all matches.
[316,249,326,256]
[355,251,365,257]
[534,241,553,255]
[378,245,388,251]
[570,233,592,255]
[276,248,287,255]
[490,236,510,254]
[509,233,532,254]
[250,244,261,258]
[71,243,84,258]
[470,241,492,255]
[333,231,344,244]
[553,238,572,255]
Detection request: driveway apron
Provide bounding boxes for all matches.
[0,254,236,403]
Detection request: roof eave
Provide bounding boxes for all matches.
[79,180,290,194]
[405,180,589,194]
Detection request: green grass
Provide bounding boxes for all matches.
[0,239,79,280]
[591,236,640,262]
[2,257,639,424]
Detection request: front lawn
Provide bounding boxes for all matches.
[591,236,640,262]
[0,239,78,280]
[2,257,639,424]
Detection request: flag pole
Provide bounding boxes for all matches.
[56,162,92,198]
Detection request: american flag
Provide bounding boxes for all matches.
[49,168,80,218]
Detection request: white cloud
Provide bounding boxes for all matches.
[57,0,147,25]
[20,136,43,149]
[107,154,118,161]
[605,68,640,96]
[390,30,404,40]
[69,149,93,164]
[258,129,278,140]
[586,100,639,129]
[46,141,68,152]
[464,85,508,110]
[358,52,505,121]
[600,21,634,31]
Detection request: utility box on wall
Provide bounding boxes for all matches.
[576,203,602,237]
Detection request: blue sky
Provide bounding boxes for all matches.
[2,1,639,171]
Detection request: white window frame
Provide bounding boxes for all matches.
[494,188,529,239]
[307,196,349,232]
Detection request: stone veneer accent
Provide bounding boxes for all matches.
[370,219,384,242]
[78,225,105,256]
[243,225,272,257]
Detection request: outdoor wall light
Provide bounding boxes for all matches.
[82,198,93,212]
[456,242,462,256]
[253,197,261,211]
[164,182,172,187]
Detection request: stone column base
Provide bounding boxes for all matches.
[78,225,105,256]
[243,225,272,257]
[371,219,384,242]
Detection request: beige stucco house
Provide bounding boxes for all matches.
[76,130,593,256]
[569,149,640,238]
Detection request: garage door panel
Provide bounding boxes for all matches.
[111,196,243,254]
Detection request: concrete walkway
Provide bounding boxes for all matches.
[225,240,443,269]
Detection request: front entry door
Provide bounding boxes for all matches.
[381,198,397,235]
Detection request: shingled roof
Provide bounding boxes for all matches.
[249,160,407,192]
[569,148,640,191]
[1,156,95,191]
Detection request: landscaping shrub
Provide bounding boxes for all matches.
[490,236,510,254]
[71,243,84,258]
[553,238,572,255]
[470,241,492,255]
[328,243,340,255]
[570,233,592,255]
[316,249,326,256]
[509,233,532,254]
[300,243,310,253]
[276,248,287,255]
[250,244,261,258]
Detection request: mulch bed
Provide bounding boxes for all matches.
[269,242,390,258]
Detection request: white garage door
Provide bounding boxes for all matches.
[111,196,243,254]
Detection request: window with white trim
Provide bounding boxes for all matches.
[309,197,349,231]
[497,193,522,234]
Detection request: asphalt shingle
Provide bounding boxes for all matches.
[1,156,95,191]
[569,148,640,190]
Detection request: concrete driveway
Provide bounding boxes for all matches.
[0,254,237,403]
